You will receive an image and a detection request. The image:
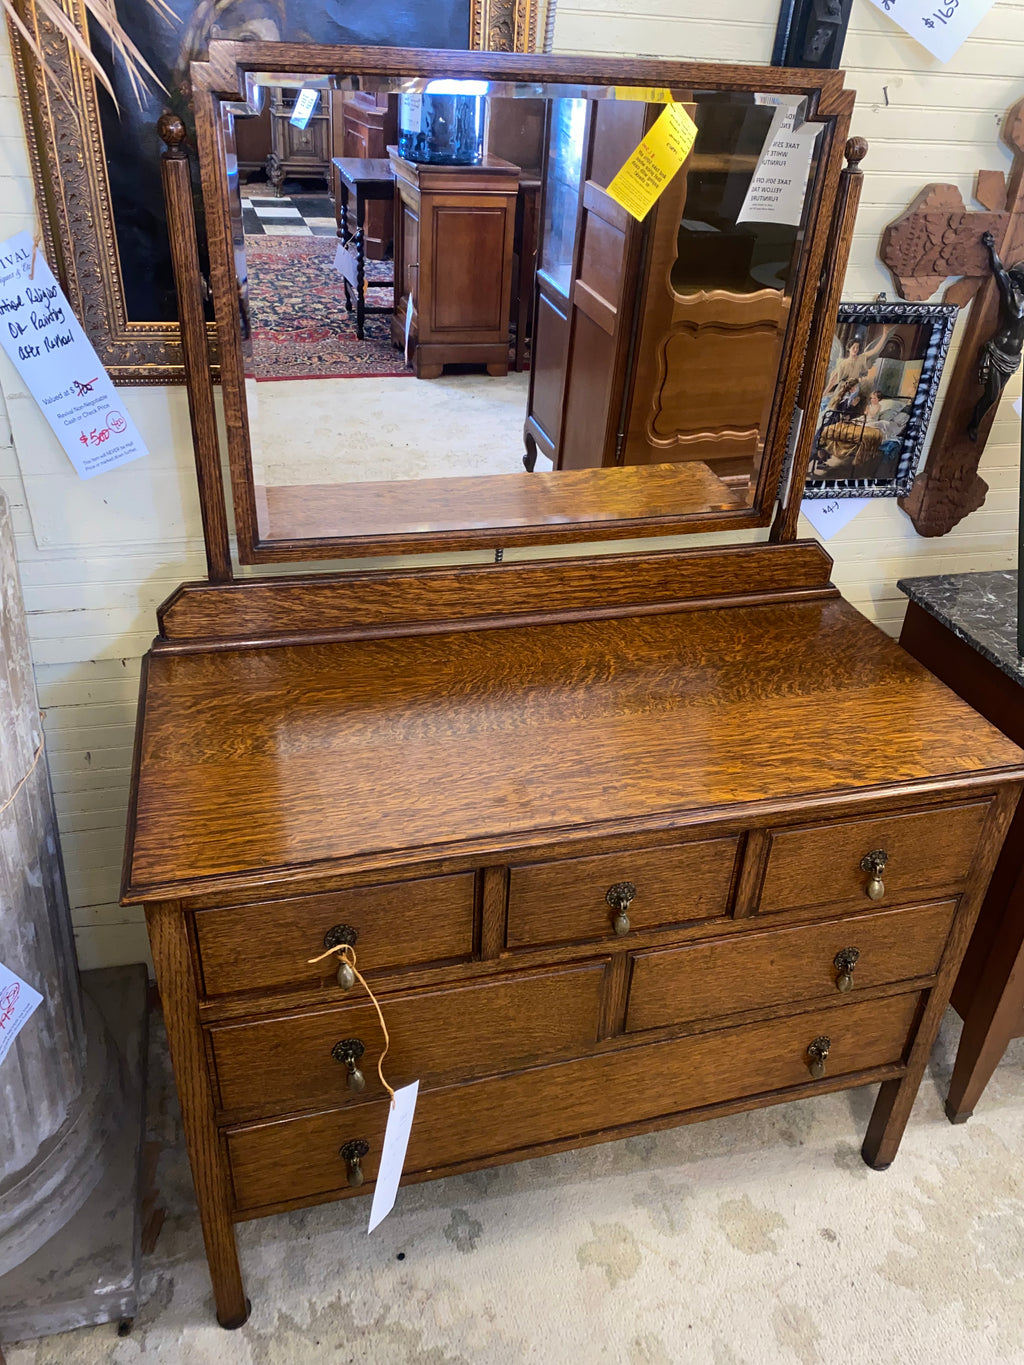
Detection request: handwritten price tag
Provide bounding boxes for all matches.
[865,0,997,63]
[0,960,43,1067]
[0,231,148,479]
[606,104,698,223]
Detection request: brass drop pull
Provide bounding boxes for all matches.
[606,881,637,936]
[331,1038,367,1092]
[806,1035,831,1079]
[860,849,888,901]
[324,924,359,989]
[339,1138,370,1187]
[833,947,860,993]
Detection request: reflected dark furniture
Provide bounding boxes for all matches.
[389,149,520,379]
[899,571,1024,1122]
[332,158,396,340]
[332,93,398,260]
[267,87,331,195]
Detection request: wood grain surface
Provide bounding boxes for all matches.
[208,959,607,1116]
[124,596,1024,901]
[193,872,476,997]
[625,899,955,1032]
[225,990,920,1212]
[156,540,835,645]
[256,462,745,555]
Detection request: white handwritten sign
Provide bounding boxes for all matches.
[0,232,148,479]
[800,497,871,541]
[289,88,319,129]
[0,960,43,1067]
[865,0,997,63]
[738,102,819,227]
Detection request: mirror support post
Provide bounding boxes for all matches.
[158,112,234,583]
[771,136,868,542]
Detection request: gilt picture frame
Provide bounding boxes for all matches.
[803,299,957,499]
[6,0,539,384]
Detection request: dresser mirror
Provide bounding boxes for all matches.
[189,48,855,562]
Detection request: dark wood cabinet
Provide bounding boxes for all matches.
[389,150,520,379]
[332,93,397,260]
[267,87,330,195]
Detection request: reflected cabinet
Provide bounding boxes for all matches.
[135,46,1024,1330]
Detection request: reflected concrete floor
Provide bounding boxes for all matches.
[247,371,546,487]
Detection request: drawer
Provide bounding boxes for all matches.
[507,837,739,949]
[209,960,606,1114]
[758,802,989,916]
[194,873,476,998]
[625,899,955,1034]
[227,991,919,1211]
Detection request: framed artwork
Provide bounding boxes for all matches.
[803,299,957,499]
[7,0,539,383]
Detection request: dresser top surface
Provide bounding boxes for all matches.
[123,595,1024,901]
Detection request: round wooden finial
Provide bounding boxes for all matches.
[158,110,187,158]
[845,136,869,170]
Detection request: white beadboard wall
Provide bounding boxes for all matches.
[0,2,1022,969]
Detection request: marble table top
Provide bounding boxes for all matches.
[898,570,1024,687]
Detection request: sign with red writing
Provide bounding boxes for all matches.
[0,960,43,1067]
[0,231,147,479]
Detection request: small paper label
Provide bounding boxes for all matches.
[800,497,871,541]
[738,103,818,227]
[0,232,148,479]
[289,89,319,129]
[605,104,698,223]
[0,961,43,1066]
[368,1081,419,1233]
[1013,397,1022,418]
[864,0,997,63]
[400,94,423,135]
[403,294,414,366]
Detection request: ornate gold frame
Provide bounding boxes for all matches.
[7,0,539,384]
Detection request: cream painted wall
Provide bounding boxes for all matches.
[0,3,1021,969]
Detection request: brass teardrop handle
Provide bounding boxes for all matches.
[324,924,359,989]
[806,1035,831,1079]
[833,947,860,993]
[339,1138,370,1187]
[860,849,888,901]
[606,881,637,936]
[331,1037,367,1092]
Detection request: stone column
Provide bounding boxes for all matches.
[0,490,119,1275]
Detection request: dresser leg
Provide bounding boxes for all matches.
[145,903,250,1327]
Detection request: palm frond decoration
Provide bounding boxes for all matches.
[3,0,178,112]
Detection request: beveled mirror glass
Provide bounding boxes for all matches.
[190,47,854,561]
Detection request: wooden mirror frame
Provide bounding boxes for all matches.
[182,44,858,564]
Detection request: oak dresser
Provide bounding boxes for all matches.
[122,542,1024,1326]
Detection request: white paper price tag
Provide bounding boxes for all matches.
[0,232,148,479]
[0,961,43,1067]
[800,497,871,541]
[368,1081,419,1233]
[864,0,997,63]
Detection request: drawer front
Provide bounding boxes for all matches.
[227,991,919,1211]
[210,960,606,1114]
[194,873,476,998]
[507,838,739,949]
[758,803,989,916]
[625,899,955,1033]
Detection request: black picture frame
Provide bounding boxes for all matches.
[804,300,957,499]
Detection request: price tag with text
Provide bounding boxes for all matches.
[605,104,698,223]
[865,0,997,63]
[0,961,43,1067]
[0,232,148,479]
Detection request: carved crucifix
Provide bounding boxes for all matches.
[879,96,1024,537]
